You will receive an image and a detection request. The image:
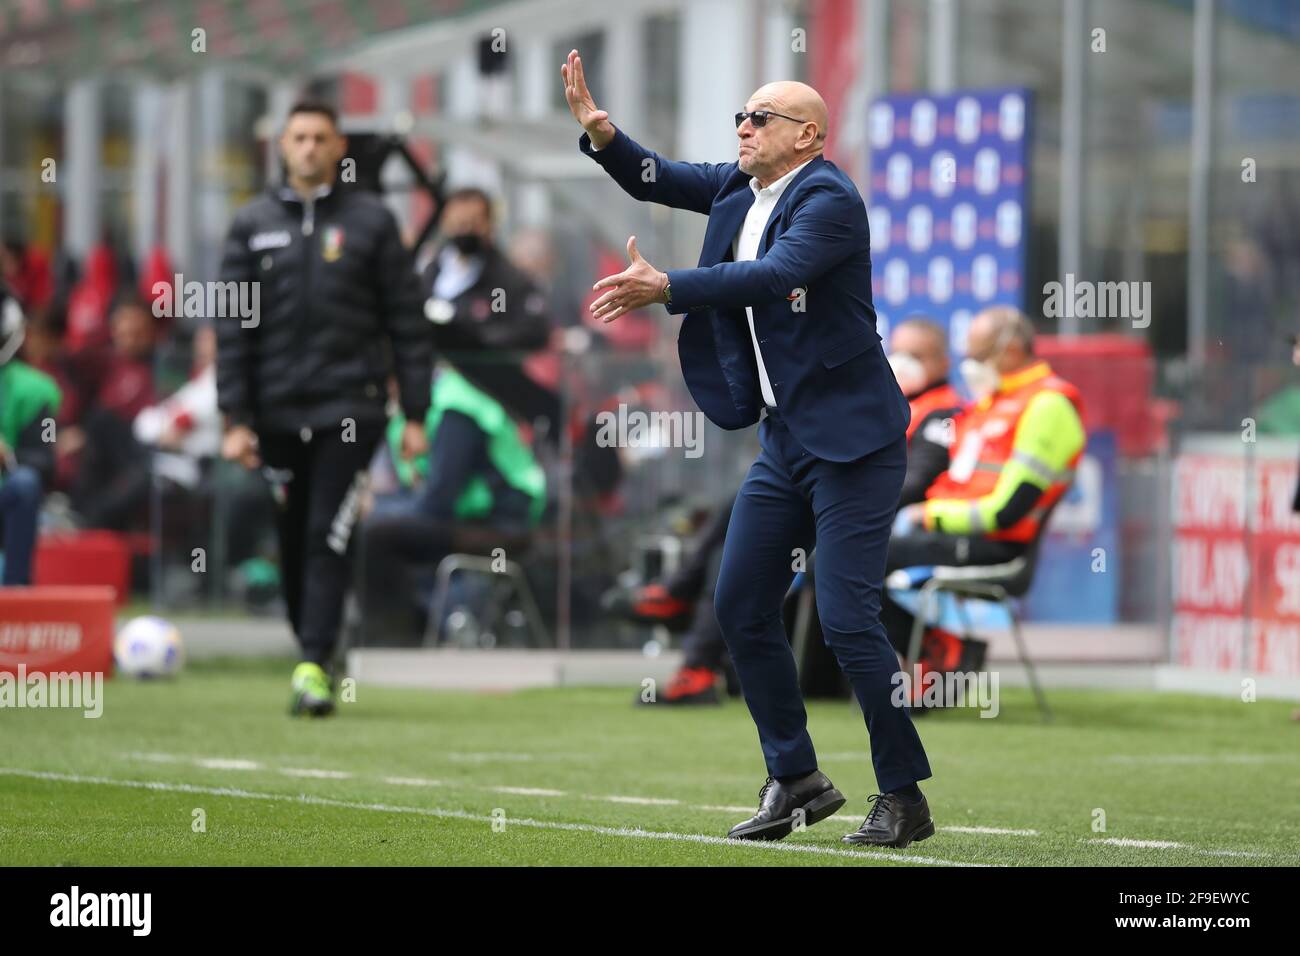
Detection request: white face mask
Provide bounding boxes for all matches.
[888,351,926,397]
[960,320,1018,401]
[960,356,1000,401]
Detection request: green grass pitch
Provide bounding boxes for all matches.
[2,657,1297,866]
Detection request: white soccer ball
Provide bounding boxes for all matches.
[114,616,185,679]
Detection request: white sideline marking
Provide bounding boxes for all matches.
[123,752,183,763]
[196,758,263,770]
[110,751,1266,857]
[0,768,991,867]
[599,795,681,806]
[1088,837,1184,849]
[837,824,1038,838]
[1083,837,1271,858]
[447,752,537,763]
[281,768,353,780]
[1104,754,1297,765]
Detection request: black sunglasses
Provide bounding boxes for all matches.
[735,109,808,129]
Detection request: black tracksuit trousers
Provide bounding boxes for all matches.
[258,423,382,667]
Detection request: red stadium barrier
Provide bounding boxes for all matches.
[0,586,116,675]
[1036,334,1174,456]
[32,530,133,605]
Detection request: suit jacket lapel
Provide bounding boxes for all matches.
[699,187,754,267]
[757,155,825,256]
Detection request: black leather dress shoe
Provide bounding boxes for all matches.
[842,791,935,848]
[727,770,846,841]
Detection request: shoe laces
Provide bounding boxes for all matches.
[864,792,894,828]
[758,775,775,802]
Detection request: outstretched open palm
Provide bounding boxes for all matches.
[561,49,613,147]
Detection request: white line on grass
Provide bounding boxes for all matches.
[112,752,1266,857]
[281,768,354,780]
[382,776,446,787]
[1082,837,1269,858]
[0,768,992,867]
[1103,754,1297,765]
[196,758,263,770]
[1087,837,1183,849]
[598,795,682,805]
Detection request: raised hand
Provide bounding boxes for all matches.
[590,236,669,324]
[561,49,614,149]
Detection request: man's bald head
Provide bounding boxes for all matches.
[738,80,829,187]
[966,306,1036,374]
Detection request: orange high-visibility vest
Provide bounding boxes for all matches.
[906,381,964,443]
[925,361,1084,543]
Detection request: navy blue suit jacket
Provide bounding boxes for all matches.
[580,127,909,463]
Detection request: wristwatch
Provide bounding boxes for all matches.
[661,278,672,308]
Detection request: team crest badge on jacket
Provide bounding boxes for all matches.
[321,226,345,262]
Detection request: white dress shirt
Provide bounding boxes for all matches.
[592,136,811,408]
[735,159,814,407]
[432,244,485,300]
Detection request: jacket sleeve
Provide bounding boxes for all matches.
[14,404,57,488]
[663,183,863,313]
[924,391,1085,534]
[898,408,958,507]
[215,210,258,428]
[375,206,434,424]
[580,127,733,215]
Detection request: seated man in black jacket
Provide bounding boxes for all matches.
[420,187,558,442]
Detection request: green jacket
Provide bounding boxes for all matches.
[387,367,546,524]
[0,360,61,485]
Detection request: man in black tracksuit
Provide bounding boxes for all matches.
[216,100,433,716]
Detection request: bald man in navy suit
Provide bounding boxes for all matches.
[563,50,933,848]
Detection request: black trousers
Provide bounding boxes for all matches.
[879,531,1027,655]
[358,511,533,644]
[258,424,381,667]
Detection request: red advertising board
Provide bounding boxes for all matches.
[0,587,116,675]
[1172,437,1300,676]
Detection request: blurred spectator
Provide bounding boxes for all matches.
[421,187,559,441]
[0,283,61,585]
[137,246,177,337]
[888,317,964,508]
[65,296,159,530]
[76,295,158,421]
[359,363,546,643]
[1254,330,1300,436]
[507,228,558,294]
[65,242,121,351]
[0,238,55,312]
[886,308,1087,704]
[133,325,220,490]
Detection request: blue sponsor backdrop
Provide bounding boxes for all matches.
[867,87,1032,362]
